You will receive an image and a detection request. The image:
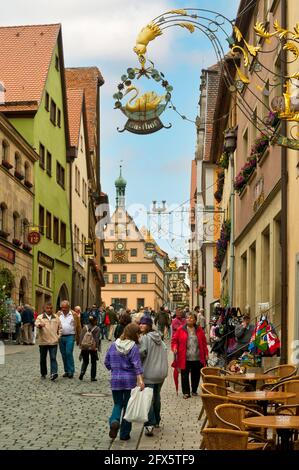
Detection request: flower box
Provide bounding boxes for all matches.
[1,160,13,170]
[22,243,32,252]
[14,170,25,181]
[12,238,22,247]
[24,180,33,189]
[0,229,10,239]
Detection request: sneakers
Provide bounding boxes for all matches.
[68,374,74,379]
[109,421,120,439]
[50,373,58,381]
[144,425,154,436]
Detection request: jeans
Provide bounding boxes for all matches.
[100,324,108,339]
[39,345,58,376]
[181,360,202,396]
[59,335,75,375]
[110,390,132,439]
[80,350,98,379]
[144,383,163,426]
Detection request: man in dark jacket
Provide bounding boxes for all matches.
[79,313,101,381]
[233,314,255,358]
[21,305,34,345]
[154,306,170,340]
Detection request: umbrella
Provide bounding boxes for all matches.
[171,354,179,395]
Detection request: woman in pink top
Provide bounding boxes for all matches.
[171,308,186,337]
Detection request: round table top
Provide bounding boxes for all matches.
[243,415,299,430]
[228,391,296,401]
[217,374,278,381]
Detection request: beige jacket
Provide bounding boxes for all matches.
[35,313,62,346]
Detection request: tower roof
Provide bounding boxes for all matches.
[115,165,127,189]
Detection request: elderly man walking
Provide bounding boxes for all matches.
[36,303,62,381]
[57,300,81,378]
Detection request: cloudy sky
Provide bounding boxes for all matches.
[1,0,240,261]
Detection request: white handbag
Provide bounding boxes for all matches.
[124,386,153,423]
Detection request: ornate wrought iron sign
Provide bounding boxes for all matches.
[114,64,172,134]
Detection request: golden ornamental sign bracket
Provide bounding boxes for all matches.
[114,8,299,147]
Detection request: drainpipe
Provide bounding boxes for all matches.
[280,0,288,363]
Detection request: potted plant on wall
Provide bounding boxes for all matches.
[0,229,10,239]
[12,238,22,248]
[14,170,25,181]
[22,243,32,253]
[24,180,33,189]
[1,160,13,170]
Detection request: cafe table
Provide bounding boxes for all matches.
[242,415,299,450]
[217,373,279,391]
[227,391,296,415]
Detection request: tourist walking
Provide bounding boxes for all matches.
[154,306,170,340]
[171,308,186,337]
[15,306,22,344]
[21,304,35,345]
[104,323,144,441]
[79,313,101,381]
[57,300,81,378]
[99,307,108,339]
[107,306,118,341]
[139,316,168,436]
[114,312,131,339]
[171,312,208,398]
[35,303,62,381]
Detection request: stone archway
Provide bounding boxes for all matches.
[56,283,69,311]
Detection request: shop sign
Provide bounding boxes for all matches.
[0,243,15,264]
[38,251,54,270]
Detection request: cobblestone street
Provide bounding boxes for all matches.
[0,340,203,450]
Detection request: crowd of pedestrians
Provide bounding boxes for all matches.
[9,301,209,441]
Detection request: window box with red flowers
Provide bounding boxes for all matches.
[14,170,25,181]
[1,160,13,170]
[22,243,32,253]
[12,238,22,248]
[24,180,33,189]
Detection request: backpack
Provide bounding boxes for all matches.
[81,326,97,351]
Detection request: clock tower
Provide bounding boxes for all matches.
[115,165,127,209]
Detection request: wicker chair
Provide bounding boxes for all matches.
[201,383,232,397]
[201,366,231,378]
[265,379,299,414]
[214,403,274,449]
[260,365,297,390]
[201,428,250,450]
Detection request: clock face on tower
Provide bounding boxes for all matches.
[116,242,125,251]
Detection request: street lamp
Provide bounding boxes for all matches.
[224,127,238,307]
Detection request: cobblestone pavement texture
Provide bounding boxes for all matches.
[0,340,204,450]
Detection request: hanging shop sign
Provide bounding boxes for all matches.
[84,244,94,256]
[114,64,172,135]
[28,230,41,245]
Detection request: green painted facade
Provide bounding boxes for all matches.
[9,41,72,310]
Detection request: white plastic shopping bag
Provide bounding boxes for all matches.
[124,386,153,423]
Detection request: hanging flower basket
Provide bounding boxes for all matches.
[218,151,229,170]
[1,160,13,170]
[198,285,206,297]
